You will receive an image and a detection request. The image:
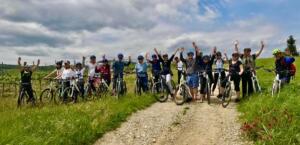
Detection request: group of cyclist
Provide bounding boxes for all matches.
[17,40,296,105]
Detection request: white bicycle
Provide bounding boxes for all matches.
[175,71,192,105]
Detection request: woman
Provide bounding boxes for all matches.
[212,51,226,97]
[61,60,76,103]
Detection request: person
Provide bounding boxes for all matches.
[212,50,226,97]
[193,42,215,102]
[61,60,76,103]
[95,58,111,86]
[74,57,86,99]
[112,53,131,95]
[153,48,180,97]
[146,53,162,85]
[223,52,244,102]
[17,57,40,106]
[86,55,97,93]
[44,60,63,79]
[284,48,297,78]
[174,57,183,84]
[272,48,295,84]
[179,46,199,101]
[135,55,148,92]
[235,40,264,98]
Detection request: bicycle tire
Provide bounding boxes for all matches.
[152,82,168,102]
[40,89,54,104]
[206,82,211,105]
[222,84,232,108]
[174,84,188,105]
[62,87,74,103]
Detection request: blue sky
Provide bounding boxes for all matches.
[0,0,299,64]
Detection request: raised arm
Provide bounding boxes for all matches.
[82,56,86,67]
[180,47,186,63]
[17,57,24,71]
[154,48,163,61]
[234,40,239,53]
[223,53,229,64]
[169,48,179,61]
[145,52,151,63]
[239,63,244,76]
[256,41,264,58]
[154,48,160,56]
[193,42,201,56]
[31,59,40,72]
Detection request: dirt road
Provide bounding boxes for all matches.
[95,96,250,145]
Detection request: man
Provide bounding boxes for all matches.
[17,57,40,106]
[86,55,97,93]
[112,53,131,95]
[135,55,148,92]
[235,40,264,98]
[146,54,162,84]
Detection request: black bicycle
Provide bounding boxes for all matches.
[17,83,37,107]
[152,75,175,102]
[198,70,211,104]
[115,73,127,99]
[221,73,233,108]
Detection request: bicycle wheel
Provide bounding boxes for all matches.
[152,82,169,102]
[84,84,94,100]
[62,87,74,103]
[98,83,109,98]
[206,82,211,104]
[40,89,54,104]
[174,84,188,105]
[272,81,279,97]
[17,90,26,108]
[222,84,232,108]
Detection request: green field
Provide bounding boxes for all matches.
[238,57,300,145]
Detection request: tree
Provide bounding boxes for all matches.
[287,35,299,56]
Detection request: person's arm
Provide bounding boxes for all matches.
[193,42,202,57]
[169,48,179,62]
[82,56,86,67]
[17,57,24,72]
[239,62,244,75]
[255,41,264,58]
[145,52,151,63]
[31,59,40,72]
[234,40,239,54]
[154,48,163,62]
[180,48,186,63]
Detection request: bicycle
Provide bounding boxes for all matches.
[152,75,175,102]
[63,78,83,103]
[40,78,62,104]
[174,71,192,105]
[220,73,233,108]
[17,83,37,107]
[264,69,290,97]
[115,73,127,99]
[248,66,263,93]
[213,68,227,95]
[198,70,211,104]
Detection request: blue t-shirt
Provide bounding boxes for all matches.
[135,63,148,77]
[112,60,130,76]
[149,59,161,74]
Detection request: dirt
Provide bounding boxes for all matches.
[94,96,251,145]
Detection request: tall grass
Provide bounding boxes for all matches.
[238,57,300,145]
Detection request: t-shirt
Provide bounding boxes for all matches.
[240,54,256,70]
[158,54,175,75]
[198,55,215,72]
[229,60,242,74]
[135,63,148,77]
[96,64,111,78]
[180,52,196,75]
[21,70,32,84]
[215,59,224,70]
[87,63,97,77]
[177,61,183,71]
[112,60,131,76]
[61,68,76,80]
[148,59,161,74]
[75,68,85,79]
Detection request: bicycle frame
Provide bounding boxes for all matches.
[272,74,281,97]
[251,71,262,93]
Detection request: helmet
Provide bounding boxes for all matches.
[187,51,194,56]
[118,53,124,59]
[272,48,282,55]
[152,54,157,59]
[137,55,144,60]
[203,55,210,61]
[162,54,168,58]
[56,60,63,66]
[232,51,239,57]
[216,51,222,56]
[90,55,96,59]
[244,48,251,52]
[76,62,82,66]
[102,59,108,63]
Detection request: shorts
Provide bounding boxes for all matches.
[186,74,199,88]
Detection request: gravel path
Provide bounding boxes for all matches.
[94,96,251,145]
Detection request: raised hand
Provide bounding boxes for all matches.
[180,47,185,52]
[234,40,239,46]
[37,59,40,65]
[261,41,265,48]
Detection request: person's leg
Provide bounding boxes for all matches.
[166,74,173,95]
[212,72,218,92]
[200,75,206,102]
[141,76,148,92]
[233,75,241,102]
[112,75,117,93]
[248,73,254,95]
[25,85,35,102]
[241,73,247,98]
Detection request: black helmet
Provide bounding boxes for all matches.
[187,51,194,56]
[90,55,96,59]
[76,62,82,66]
[152,54,157,59]
[162,54,168,58]
[56,60,63,65]
[203,55,210,61]
[102,59,108,63]
[137,55,144,60]
[216,51,222,56]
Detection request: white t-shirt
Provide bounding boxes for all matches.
[177,61,183,71]
[55,68,63,79]
[75,68,85,79]
[61,68,76,80]
[215,59,224,69]
[87,63,96,77]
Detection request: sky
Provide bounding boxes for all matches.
[0,0,300,65]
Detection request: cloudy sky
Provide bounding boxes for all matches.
[0,0,299,64]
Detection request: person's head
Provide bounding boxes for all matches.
[232,51,239,61]
[273,48,283,60]
[137,55,144,63]
[285,48,291,56]
[90,55,96,64]
[187,51,194,60]
[56,61,63,69]
[174,57,179,62]
[203,55,210,64]
[152,54,158,60]
[244,48,251,56]
[102,59,109,65]
[64,61,71,69]
[162,53,168,61]
[216,51,222,59]
[75,62,82,70]
[24,62,30,71]
[118,53,124,61]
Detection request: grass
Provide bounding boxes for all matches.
[0,66,157,145]
[238,57,300,145]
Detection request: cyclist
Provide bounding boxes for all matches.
[17,57,40,105]
[86,55,97,93]
[212,50,226,97]
[180,47,199,101]
[95,58,111,86]
[193,43,215,102]
[273,48,295,84]
[146,53,162,85]
[135,55,148,92]
[284,48,297,78]
[44,60,63,79]
[153,48,180,97]
[61,60,76,103]
[174,56,183,84]
[112,53,131,95]
[74,57,86,99]
[235,40,264,98]
[223,52,244,102]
